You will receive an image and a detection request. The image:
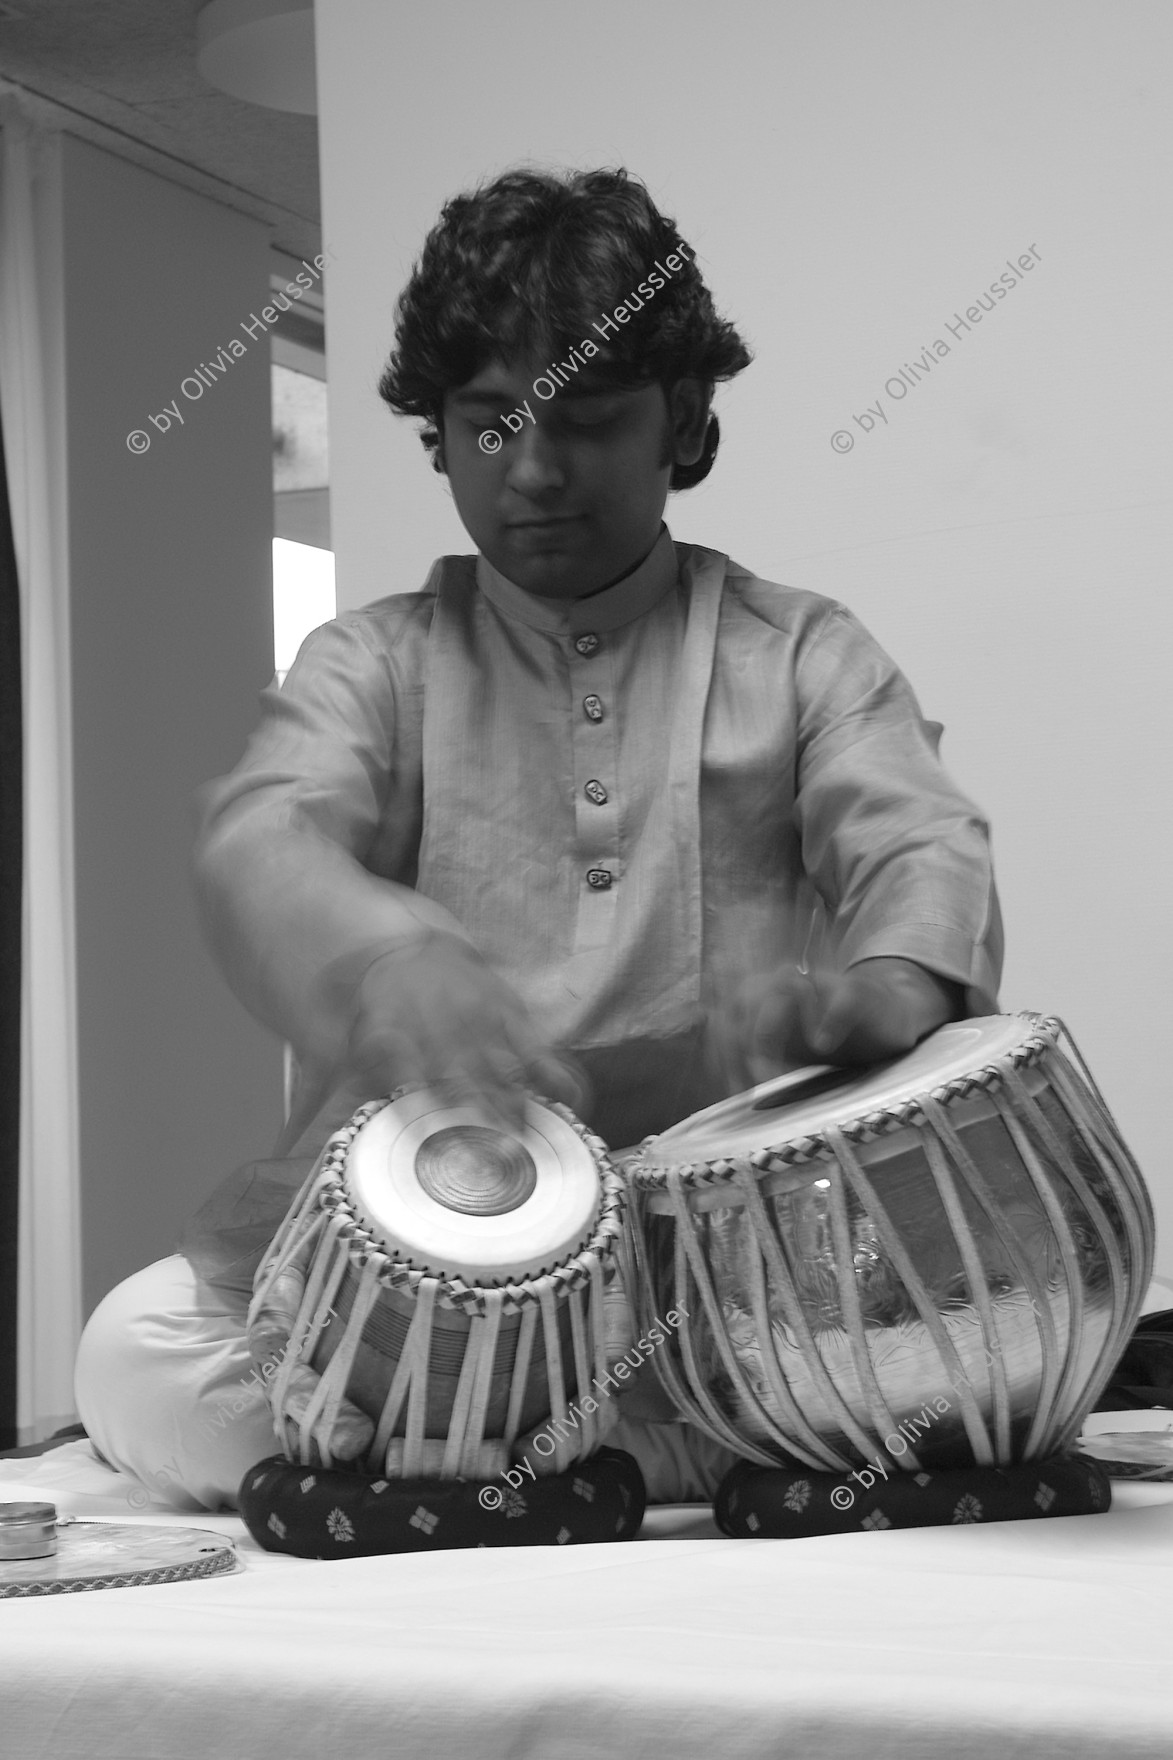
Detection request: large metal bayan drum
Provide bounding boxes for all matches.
[623,1015,1153,1473]
[251,1088,625,1481]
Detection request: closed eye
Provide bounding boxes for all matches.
[560,404,625,430]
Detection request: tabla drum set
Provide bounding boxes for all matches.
[251,1013,1153,1482]
[251,1088,626,1480]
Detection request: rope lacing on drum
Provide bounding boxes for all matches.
[253,1089,626,1479]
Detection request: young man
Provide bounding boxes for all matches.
[75,167,1002,1510]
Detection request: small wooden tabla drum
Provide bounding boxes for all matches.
[622,1014,1153,1474]
[252,1088,626,1481]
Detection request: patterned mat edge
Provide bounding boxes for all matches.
[0,1547,238,1598]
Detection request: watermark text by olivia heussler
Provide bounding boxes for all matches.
[121,1334,313,1505]
[476,1305,689,1509]
[829,244,1041,454]
[125,251,333,454]
[476,243,695,456]
[827,1395,953,1509]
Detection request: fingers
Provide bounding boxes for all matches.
[348,1018,514,1129]
[431,1045,593,1136]
[509,1423,569,1478]
[751,969,821,1067]
[525,1052,593,1119]
[801,975,859,1059]
[249,1234,375,1467]
[798,962,946,1066]
[247,1222,316,1377]
[709,966,795,1090]
[707,999,755,1093]
[346,940,555,1126]
[742,966,892,1069]
[279,1364,375,1464]
[347,938,591,1134]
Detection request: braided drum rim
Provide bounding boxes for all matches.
[310,1087,626,1318]
[626,1012,1061,1190]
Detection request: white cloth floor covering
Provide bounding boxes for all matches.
[2,1434,1173,1759]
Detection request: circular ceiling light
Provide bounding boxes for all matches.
[196,0,317,115]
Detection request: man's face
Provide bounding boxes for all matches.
[439,352,707,599]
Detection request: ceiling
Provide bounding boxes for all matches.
[0,0,321,263]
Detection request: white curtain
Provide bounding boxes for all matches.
[0,104,82,1442]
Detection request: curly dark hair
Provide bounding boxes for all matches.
[378,166,753,491]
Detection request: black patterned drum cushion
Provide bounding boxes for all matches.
[714,1451,1111,1537]
[239,1446,647,1556]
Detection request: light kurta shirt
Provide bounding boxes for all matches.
[184,526,1002,1289]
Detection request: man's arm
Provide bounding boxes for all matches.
[195,612,466,1061]
[194,612,571,1128]
[741,602,1003,1072]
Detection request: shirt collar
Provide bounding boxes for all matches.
[474,524,679,635]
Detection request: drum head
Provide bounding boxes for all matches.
[347,1091,604,1282]
[640,1015,1035,1168]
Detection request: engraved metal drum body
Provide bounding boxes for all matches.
[623,1015,1153,1472]
[252,1089,625,1480]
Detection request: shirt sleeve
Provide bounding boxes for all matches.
[794,604,1003,1015]
[192,611,475,1088]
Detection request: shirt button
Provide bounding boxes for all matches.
[583,694,604,723]
[584,779,608,805]
[574,633,600,657]
[586,868,612,890]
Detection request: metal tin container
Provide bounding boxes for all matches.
[0,1502,58,1560]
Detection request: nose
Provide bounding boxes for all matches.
[504,423,566,498]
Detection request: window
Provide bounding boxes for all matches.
[267,259,335,1114]
[273,537,335,682]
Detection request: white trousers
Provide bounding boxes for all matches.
[74,1257,738,1511]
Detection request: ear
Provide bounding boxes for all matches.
[428,413,448,476]
[667,379,711,468]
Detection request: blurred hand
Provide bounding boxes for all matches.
[345,932,589,1131]
[716,956,965,1086]
[248,1224,374,1466]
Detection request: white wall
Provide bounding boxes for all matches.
[58,136,286,1313]
[315,0,1173,1260]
